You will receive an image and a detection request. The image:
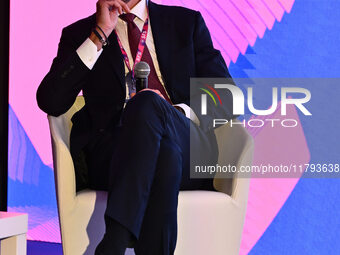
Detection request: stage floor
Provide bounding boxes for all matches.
[27,241,135,255]
[28,241,62,255]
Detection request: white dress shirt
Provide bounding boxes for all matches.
[76,0,199,125]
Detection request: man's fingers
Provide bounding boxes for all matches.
[140,89,165,100]
[103,1,122,13]
[117,0,130,13]
[111,2,123,15]
[99,0,130,14]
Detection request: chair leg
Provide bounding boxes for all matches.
[1,233,27,255]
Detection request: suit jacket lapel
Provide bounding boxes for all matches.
[149,1,172,89]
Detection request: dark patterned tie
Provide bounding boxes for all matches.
[120,13,171,103]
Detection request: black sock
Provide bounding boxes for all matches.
[95,216,133,255]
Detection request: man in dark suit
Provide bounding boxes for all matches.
[37,0,234,254]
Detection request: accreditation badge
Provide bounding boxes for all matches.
[126,71,136,98]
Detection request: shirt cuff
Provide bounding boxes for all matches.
[174,103,200,126]
[76,38,103,70]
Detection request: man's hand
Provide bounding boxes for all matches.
[138,89,165,100]
[174,105,185,115]
[90,0,130,50]
[136,89,165,100]
[137,89,185,115]
[96,0,130,35]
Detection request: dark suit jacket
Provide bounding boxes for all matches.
[37,1,234,189]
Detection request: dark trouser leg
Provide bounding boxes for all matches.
[134,138,182,255]
[102,91,217,253]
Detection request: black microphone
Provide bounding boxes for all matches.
[134,61,150,92]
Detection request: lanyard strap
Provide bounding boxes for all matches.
[115,16,149,77]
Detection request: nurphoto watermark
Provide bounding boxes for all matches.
[189,78,339,179]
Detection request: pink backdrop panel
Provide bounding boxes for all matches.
[9,0,292,166]
[9,0,96,165]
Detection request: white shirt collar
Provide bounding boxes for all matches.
[130,0,148,22]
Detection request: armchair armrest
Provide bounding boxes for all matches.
[49,115,77,213]
[213,120,254,209]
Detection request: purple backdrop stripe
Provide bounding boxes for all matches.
[195,0,249,54]
[157,0,293,66]
[187,0,241,62]
[277,0,294,13]
[230,0,267,38]
[260,0,285,21]
[245,0,276,30]
[180,0,233,63]
[213,0,258,46]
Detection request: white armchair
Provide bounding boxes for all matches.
[48,96,253,255]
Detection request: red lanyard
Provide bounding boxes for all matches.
[115,16,149,77]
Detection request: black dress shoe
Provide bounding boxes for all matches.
[94,216,133,255]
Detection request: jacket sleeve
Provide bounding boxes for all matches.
[36,27,91,116]
[191,11,236,132]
